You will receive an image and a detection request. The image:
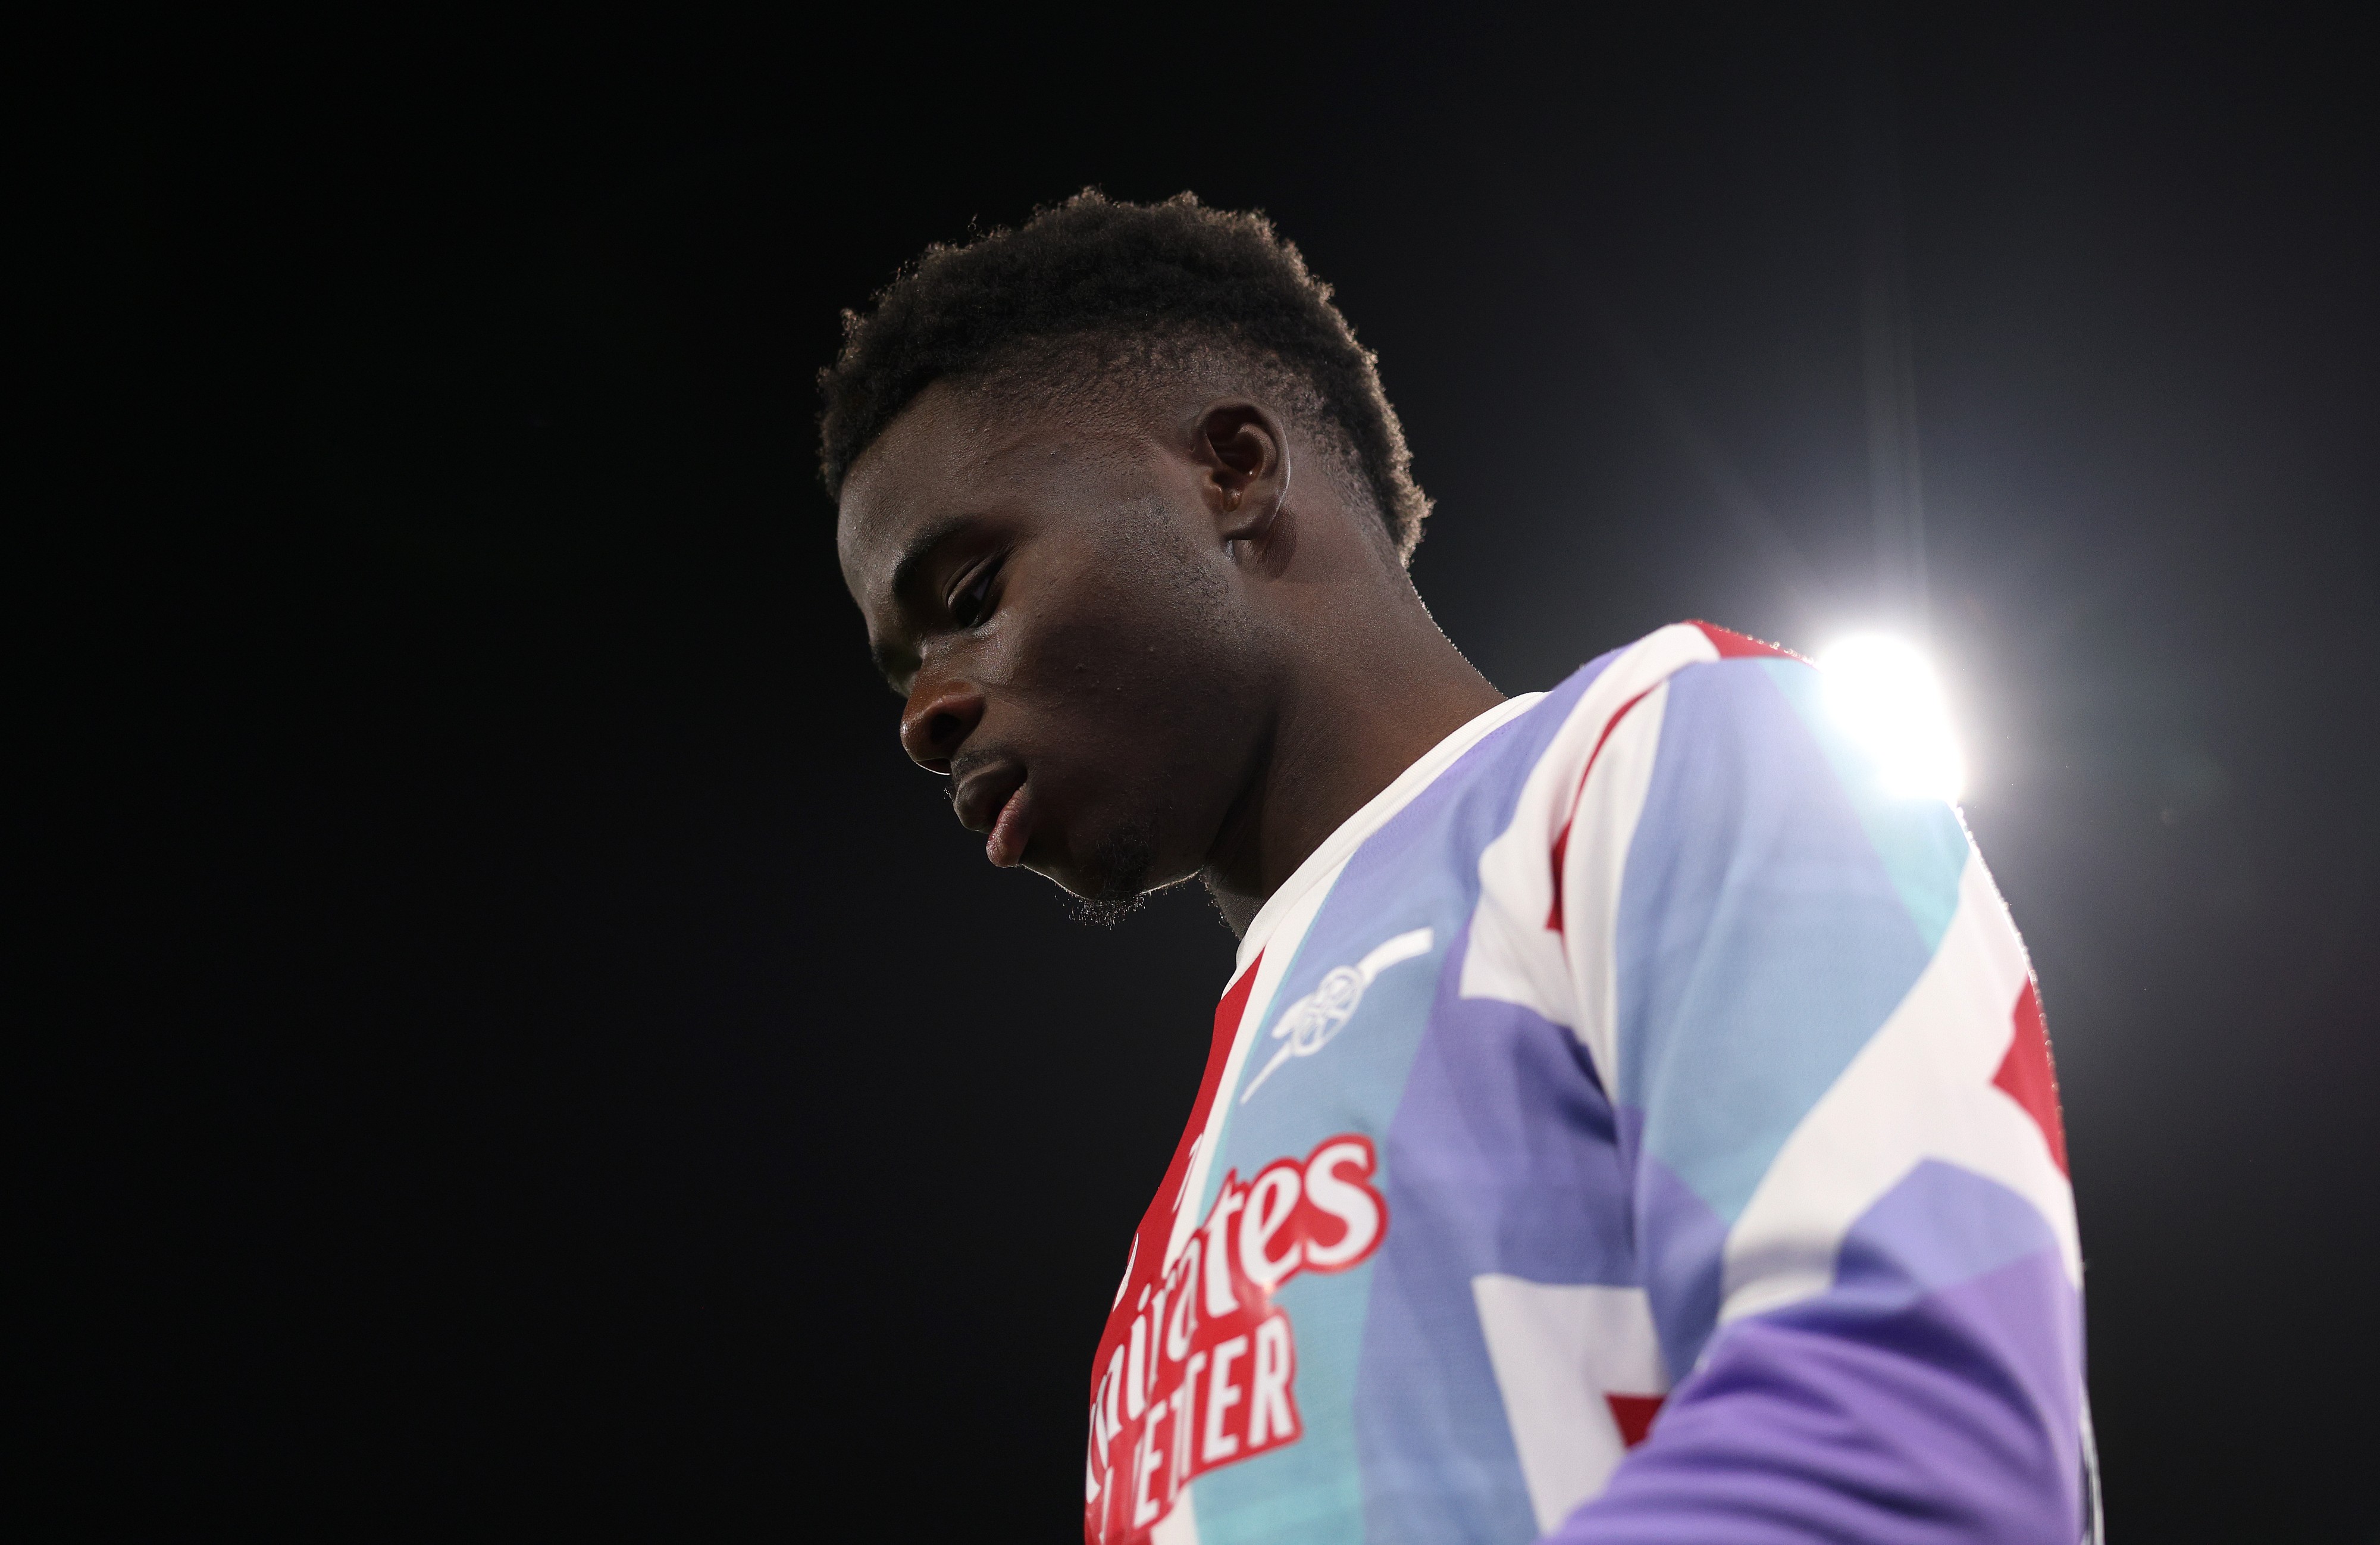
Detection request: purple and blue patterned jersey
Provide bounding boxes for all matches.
[1085,622,2092,1545]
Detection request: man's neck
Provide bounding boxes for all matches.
[1201,608,1503,940]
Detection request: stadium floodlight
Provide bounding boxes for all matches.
[1817,634,1966,803]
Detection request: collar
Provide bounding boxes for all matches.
[1234,691,1545,972]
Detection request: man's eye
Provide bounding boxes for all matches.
[953,561,1001,627]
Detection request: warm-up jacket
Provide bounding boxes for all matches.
[1083,622,2095,1545]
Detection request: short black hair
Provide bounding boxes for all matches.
[818,190,1430,562]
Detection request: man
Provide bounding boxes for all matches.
[825,193,2095,1543]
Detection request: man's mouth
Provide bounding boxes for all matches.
[985,781,1032,868]
[954,764,1032,868]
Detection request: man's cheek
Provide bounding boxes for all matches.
[1013,614,1163,709]
[965,609,1035,693]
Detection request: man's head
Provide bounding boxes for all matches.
[825,193,1436,920]
[820,192,1427,559]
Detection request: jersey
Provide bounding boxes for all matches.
[1082,622,2093,1544]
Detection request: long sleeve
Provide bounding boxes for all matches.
[1550,653,2087,1543]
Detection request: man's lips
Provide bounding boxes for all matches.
[985,782,1031,868]
[953,764,1032,868]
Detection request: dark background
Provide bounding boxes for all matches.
[38,10,2377,1538]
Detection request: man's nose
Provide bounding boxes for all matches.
[898,677,985,774]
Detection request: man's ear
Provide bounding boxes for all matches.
[1191,400,1291,545]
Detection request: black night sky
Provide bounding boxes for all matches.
[37,11,2377,1537]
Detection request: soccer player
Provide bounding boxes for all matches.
[824,193,2096,1544]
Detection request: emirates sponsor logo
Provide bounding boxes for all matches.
[1085,1134,1388,1543]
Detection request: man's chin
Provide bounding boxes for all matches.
[1055,887,1151,929]
[1033,824,1164,929]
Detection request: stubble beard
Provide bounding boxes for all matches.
[1055,820,1164,929]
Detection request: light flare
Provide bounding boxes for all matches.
[1817,635,1965,802]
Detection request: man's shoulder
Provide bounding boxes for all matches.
[1444,620,1853,910]
[1421,621,1811,887]
[1367,621,1827,904]
[1500,620,1813,765]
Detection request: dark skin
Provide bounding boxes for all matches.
[835,373,1504,937]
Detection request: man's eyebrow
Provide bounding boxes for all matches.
[869,512,976,690]
[887,512,975,610]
